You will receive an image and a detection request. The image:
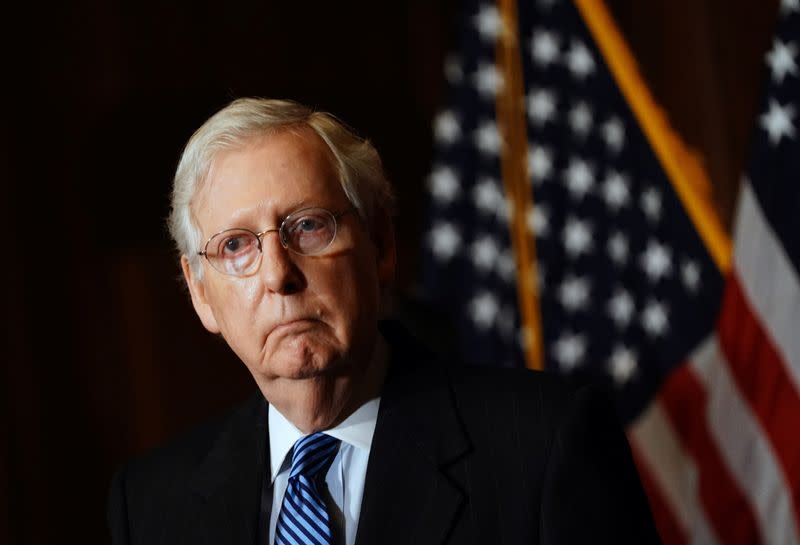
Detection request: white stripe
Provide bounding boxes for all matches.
[691,336,800,545]
[734,180,800,391]
[629,398,719,545]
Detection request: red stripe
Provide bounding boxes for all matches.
[717,273,800,521]
[629,442,687,545]
[659,364,763,545]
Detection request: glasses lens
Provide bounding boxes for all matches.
[282,208,337,255]
[207,229,261,276]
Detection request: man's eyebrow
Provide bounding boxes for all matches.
[225,198,318,227]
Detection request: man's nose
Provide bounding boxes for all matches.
[259,232,304,294]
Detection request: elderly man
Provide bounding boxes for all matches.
[108,98,661,545]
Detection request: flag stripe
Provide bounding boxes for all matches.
[659,360,763,545]
[733,181,800,393]
[717,272,800,528]
[630,449,688,545]
[629,399,718,545]
[690,336,800,545]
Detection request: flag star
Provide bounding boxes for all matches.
[558,275,591,312]
[531,29,560,67]
[444,54,464,84]
[470,291,500,330]
[761,99,796,145]
[471,235,500,272]
[527,205,550,237]
[681,259,701,292]
[433,110,461,145]
[563,216,594,257]
[473,177,503,215]
[528,145,554,184]
[498,248,516,282]
[608,288,635,328]
[527,88,558,126]
[563,157,595,199]
[473,63,504,98]
[565,40,596,79]
[766,39,798,83]
[781,0,799,15]
[609,345,638,385]
[568,101,593,137]
[538,0,557,8]
[607,232,629,265]
[641,187,662,222]
[641,300,669,337]
[474,5,504,41]
[602,117,625,153]
[428,222,461,260]
[641,240,673,282]
[474,120,503,155]
[552,332,587,371]
[428,166,460,204]
[602,170,630,211]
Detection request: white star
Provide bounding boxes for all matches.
[474,5,504,41]
[473,178,503,215]
[444,54,463,84]
[528,145,554,184]
[607,232,629,265]
[640,240,673,282]
[641,187,662,222]
[563,157,595,199]
[552,332,587,371]
[527,205,549,237]
[766,39,798,83]
[761,99,796,145]
[563,216,594,257]
[428,166,460,204]
[565,40,595,79]
[474,120,503,155]
[527,88,558,126]
[559,275,591,312]
[538,0,557,8]
[602,117,625,154]
[498,248,516,282]
[568,101,593,138]
[609,345,638,385]
[473,63,504,98]
[602,170,630,211]
[433,110,461,145]
[781,0,800,15]
[471,235,500,272]
[428,222,461,260]
[531,29,560,67]
[608,288,635,328]
[681,259,701,292]
[470,291,499,330]
[642,300,669,337]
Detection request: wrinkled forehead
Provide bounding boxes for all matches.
[191,128,348,234]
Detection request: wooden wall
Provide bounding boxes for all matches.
[2,1,777,543]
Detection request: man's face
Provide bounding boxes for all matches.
[182,128,394,432]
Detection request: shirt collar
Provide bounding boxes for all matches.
[267,336,386,483]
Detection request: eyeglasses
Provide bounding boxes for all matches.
[198,206,356,277]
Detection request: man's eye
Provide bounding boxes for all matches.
[221,235,254,255]
[297,218,324,232]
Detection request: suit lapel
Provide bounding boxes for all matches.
[188,394,269,545]
[355,325,469,545]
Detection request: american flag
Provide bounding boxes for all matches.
[418,0,800,543]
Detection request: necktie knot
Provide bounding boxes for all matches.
[289,432,341,480]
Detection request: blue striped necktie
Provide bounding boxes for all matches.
[275,432,341,545]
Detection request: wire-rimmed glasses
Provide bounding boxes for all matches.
[198,206,356,277]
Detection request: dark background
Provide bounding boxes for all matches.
[2,1,778,543]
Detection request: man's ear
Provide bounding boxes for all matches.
[372,212,396,286]
[181,255,221,334]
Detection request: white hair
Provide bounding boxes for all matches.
[168,97,394,277]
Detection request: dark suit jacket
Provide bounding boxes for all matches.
[108,325,661,544]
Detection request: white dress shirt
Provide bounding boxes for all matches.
[267,336,386,545]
